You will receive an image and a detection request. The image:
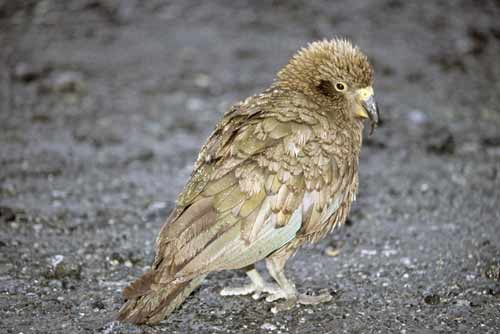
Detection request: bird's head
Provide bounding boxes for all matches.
[277,39,379,133]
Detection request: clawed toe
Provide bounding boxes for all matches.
[265,289,288,302]
[269,291,333,313]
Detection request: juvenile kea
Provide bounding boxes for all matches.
[118,38,379,324]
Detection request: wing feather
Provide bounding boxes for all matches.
[149,90,356,288]
[149,96,300,283]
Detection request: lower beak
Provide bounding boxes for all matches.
[362,95,379,135]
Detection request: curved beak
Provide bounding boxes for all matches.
[356,87,380,135]
[362,95,379,135]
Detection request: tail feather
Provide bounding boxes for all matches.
[117,197,217,324]
[117,274,206,324]
[122,271,155,300]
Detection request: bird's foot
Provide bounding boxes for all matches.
[220,282,280,300]
[267,290,333,313]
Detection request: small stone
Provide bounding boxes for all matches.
[148,202,167,211]
[48,279,63,289]
[194,73,210,88]
[400,257,413,267]
[325,246,341,257]
[13,62,47,82]
[407,110,428,125]
[487,284,500,296]
[92,299,105,310]
[469,296,487,307]
[40,71,86,94]
[51,255,64,268]
[425,127,455,155]
[46,255,82,280]
[0,206,16,223]
[109,252,125,264]
[360,249,377,256]
[261,323,277,331]
[482,136,500,147]
[424,294,440,305]
[325,240,344,257]
[483,262,500,282]
[144,201,170,221]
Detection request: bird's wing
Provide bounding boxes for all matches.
[150,95,343,283]
[174,158,306,278]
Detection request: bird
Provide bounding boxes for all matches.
[117,38,379,325]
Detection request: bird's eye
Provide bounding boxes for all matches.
[335,82,346,91]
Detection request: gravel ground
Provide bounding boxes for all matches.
[1,1,500,333]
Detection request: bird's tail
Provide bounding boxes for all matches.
[116,271,206,324]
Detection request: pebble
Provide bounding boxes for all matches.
[51,255,64,268]
[40,71,86,93]
[425,127,455,155]
[481,136,500,147]
[47,255,82,280]
[360,249,378,256]
[148,202,167,211]
[0,206,17,223]
[325,246,341,257]
[456,299,470,307]
[483,262,500,282]
[194,73,210,88]
[407,109,428,125]
[13,62,47,82]
[261,323,277,331]
[186,97,204,112]
[424,294,441,305]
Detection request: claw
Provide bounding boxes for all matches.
[252,291,262,300]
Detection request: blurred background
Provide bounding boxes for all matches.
[1,1,499,333]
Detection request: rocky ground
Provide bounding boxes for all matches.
[1,1,500,333]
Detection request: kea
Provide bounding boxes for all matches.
[117,38,379,324]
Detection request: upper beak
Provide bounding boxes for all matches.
[356,87,380,135]
[362,94,379,135]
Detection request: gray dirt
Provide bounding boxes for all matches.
[1,1,500,333]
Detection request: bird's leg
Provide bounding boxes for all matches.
[220,265,279,300]
[265,249,332,313]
